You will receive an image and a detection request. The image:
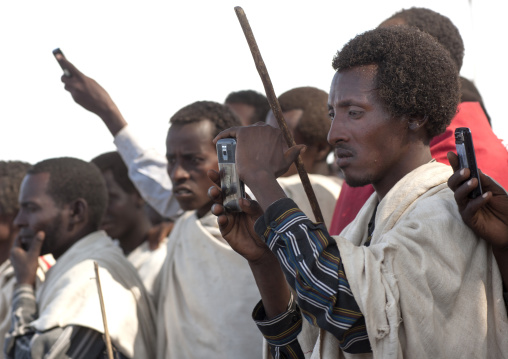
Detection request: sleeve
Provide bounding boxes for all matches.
[252,292,305,359]
[113,125,181,220]
[4,285,127,359]
[254,198,371,354]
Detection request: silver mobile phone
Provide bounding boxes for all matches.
[216,138,245,212]
[455,127,482,199]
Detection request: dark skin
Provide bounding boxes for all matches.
[447,151,508,287]
[12,173,93,286]
[0,214,17,265]
[210,66,432,319]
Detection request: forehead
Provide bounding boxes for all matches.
[166,120,216,154]
[102,170,124,193]
[328,65,378,105]
[19,172,52,203]
[266,109,303,131]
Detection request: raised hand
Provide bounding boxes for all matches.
[10,231,45,286]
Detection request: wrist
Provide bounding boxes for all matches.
[99,106,127,136]
[244,171,287,211]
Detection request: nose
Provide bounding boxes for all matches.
[168,161,190,182]
[327,114,348,146]
[13,210,25,228]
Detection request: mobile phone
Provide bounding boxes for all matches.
[216,138,245,212]
[52,48,72,77]
[455,127,482,198]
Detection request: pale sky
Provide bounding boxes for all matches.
[1,0,506,164]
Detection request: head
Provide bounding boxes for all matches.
[14,157,107,258]
[91,152,149,242]
[225,90,270,126]
[266,87,332,176]
[379,7,464,71]
[166,101,241,217]
[0,161,31,246]
[328,26,459,198]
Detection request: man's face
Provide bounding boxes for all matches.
[14,173,69,257]
[225,103,256,126]
[166,120,219,218]
[100,170,141,242]
[327,65,409,195]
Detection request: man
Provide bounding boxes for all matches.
[267,87,342,227]
[152,101,262,358]
[329,7,508,235]
[225,89,270,126]
[211,26,508,358]
[5,157,156,358]
[91,151,168,298]
[0,161,53,359]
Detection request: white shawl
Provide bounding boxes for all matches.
[301,162,508,358]
[278,173,342,228]
[32,231,156,358]
[156,211,262,359]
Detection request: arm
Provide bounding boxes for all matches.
[447,152,508,288]
[57,55,180,219]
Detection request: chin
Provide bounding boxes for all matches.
[344,174,372,188]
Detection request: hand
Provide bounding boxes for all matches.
[146,221,174,250]
[207,169,270,262]
[447,152,508,249]
[213,123,305,183]
[10,231,45,286]
[56,54,127,135]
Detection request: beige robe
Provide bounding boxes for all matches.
[127,237,167,304]
[295,162,508,358]
[30,231,156,358]
[156,211,262,359]
[0,256,53,359]
[278,173,342,228]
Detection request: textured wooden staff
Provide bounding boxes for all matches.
[94,261,114,359]
[234,6,324,224]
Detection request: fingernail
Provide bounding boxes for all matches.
[482,193,488,198]
[460,169,465,176]
[467,179,473,186]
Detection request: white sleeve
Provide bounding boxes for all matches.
[113,125,181,219]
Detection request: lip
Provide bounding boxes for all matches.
[335,148,354,168]
[174,186,194,198]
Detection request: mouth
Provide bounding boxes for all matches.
[335,148,354,168]
[174,186,194,198]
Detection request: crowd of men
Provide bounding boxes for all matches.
[0,6,507,359]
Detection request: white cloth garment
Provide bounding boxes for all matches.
[31,231,156,359]
[0,256,53,359]
[156,211,262,359]
[300,162,508,358]
[278,174,342,229]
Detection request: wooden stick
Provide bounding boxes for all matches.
[94,261,114,359]
[234,6,324,224]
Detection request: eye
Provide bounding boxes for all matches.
[328,110,335,121]
[166,156,176,166]
[348,110,363,119]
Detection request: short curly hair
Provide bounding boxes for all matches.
[332,26,460,139]
[91,152,138,195]
[0,161,31,216]
[27,157,107,231]
[381,7,464,71]
[225,90,270,125]
[170,101,242,137]
[278,87,331,147]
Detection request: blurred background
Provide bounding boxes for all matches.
[1,0,505,163]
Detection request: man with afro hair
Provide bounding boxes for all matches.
[210,25,508,358]
[225,89,270,126]
[330,7,508,236]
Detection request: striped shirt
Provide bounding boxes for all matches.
[4,285,127,359]
[253,198,372,357]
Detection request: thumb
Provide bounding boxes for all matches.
[28,231,45,257]
[447,151,460,172]
[239,198,263,217]
[284,144,306,164]
[56,55,82,78]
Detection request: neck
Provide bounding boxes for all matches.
[119,217,152,255]
[373,145,432,201]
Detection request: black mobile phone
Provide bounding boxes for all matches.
[455,127,482,198]
[52,48,72,77]
[216,138,245,212]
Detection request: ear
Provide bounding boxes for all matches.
[407,115,429,131]
[68,199,88,226]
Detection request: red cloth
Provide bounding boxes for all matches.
[329,102,508,235]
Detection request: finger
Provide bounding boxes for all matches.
[207,169,220,187]
[447,167,470,192]
[56,56,82,78]
[461,191,491,221]
[208,185,223,204]
[211,203,226,217]
[447,152,460,172]
[453,176,478,209]
[28,231,45,257]
[284,144,306,164]
[212,127,242,144]
[238,198,263,217]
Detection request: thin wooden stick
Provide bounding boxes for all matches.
[234,6,324,224]
[94,261,114,359]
